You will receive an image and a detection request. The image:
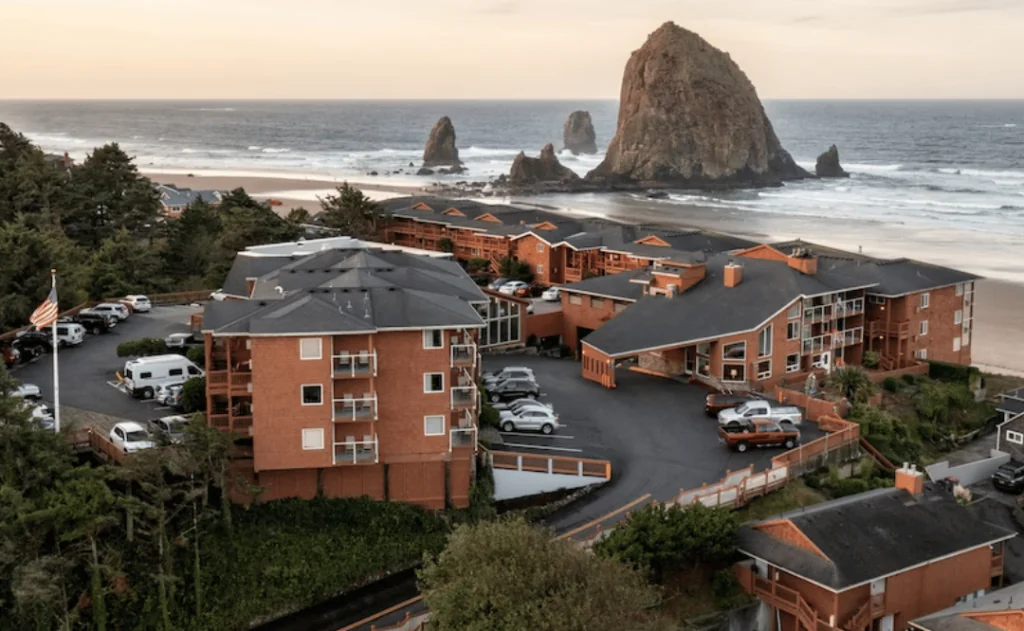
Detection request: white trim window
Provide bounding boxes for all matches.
[722,363,746,383]
[301,428,325,450]
[787,304,801,319]
[536,264,544,274]
[301,384,323,406]
[916,349,928,360]
[919,320,929,336]
[868,295,886,305]
[423,329,444,349]
[786,354,800,373]
[424,415,446,436]
[956,283,964,297]
[723,341,746,361]
[953,337,962,352]
[1007,430,1024,446]
[424,372,444,393]
[299,337,322,360]
[758,325,772,357]
[568,294,582,305]
[537,242,545,253]
[954,310,963,325]
[920,293,930,309]
[757,359,772,380]
[787,322,800,341]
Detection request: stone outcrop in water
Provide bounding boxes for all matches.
[509,144,581,185]
[563,111,598,155]
[586,21,808,188]
[422,116,461,167]
[815,145,849,178]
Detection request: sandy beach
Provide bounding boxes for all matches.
[147,173,1024,377]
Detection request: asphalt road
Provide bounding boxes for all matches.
[10,305,201,425]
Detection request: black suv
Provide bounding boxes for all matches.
[13,331,53,358]
[487,378,540,403]
[74,311,115,334]
[992,461,1024,493]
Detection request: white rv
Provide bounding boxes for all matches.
[123,354,203,399]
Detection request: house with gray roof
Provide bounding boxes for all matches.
[157,183,224,218]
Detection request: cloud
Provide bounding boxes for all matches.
[477,0,521,14]
[887,0,1024,16]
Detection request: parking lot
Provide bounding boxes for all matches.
[481,355,825,532]
[10,305,201,425]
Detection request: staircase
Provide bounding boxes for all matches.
[489,257,501,274]
[879,354,897,371]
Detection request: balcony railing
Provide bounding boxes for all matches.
[836,298,865,316]
[208,371,228,387]
[867,320,911,340]
[451,343,477,368]
[801,334,832,354]
[333,350,377,378]
[333,395,378,421]
[230,372,252,392]
[834,327,864,347]
[450,427,478,451]
[451,386,477,410]
[333,435,378,465]
[208,413,229,428]
[803,305,833,323]
[233,415,253,431]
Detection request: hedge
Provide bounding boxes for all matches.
[927,360,981,384]
[116,337,170,357]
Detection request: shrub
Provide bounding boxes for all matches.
[928,360,980,384]
[479,403,500,429]
[863,350,881,369]
[185,344,205,364]
[181,376,206,413]
[882,376,899,393]
[827,367,875,404]
[467,257,490,272]
[116,337,169,357]
[901,373,918,385]
[437,237,453,253]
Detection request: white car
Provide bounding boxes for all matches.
[210,289,228,301]
[492,397,553,413]
[92,303,130,321]
[13,383,42,400]
[164,333,193,349]
[498,280,528,296]
[149,415,189,444]
[23,402,55,431]
[40,323,86,347]
[124,295,152,313]
[109,422,156,454]
[499,408,560,434]
[717,401,804,427]
[155,382,185,406]
[542,287,560,302]
[484,368,537,388]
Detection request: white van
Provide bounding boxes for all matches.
[41,323,86,347]
[123,354,204,399]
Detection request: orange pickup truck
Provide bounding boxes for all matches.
[719,419,800,453]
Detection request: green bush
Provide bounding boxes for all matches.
[863,350,881,369]
[116,337,170,357]
[901,373,919,385]
[928,360,980,384]
[479,403,500,429]
[467,257,490,272]
[826,367,875,404]
[186,345,205,364]
[181,376,206,413]
[830,477,870,497]
[882,376,900,393]
[438,237,454,253]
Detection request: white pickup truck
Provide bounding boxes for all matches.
[717,400,803,428]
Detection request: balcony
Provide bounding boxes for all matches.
[333,435,378,465]
[332,395,378,422]
[207,371,228,392]
[867,320,911,340]
[208,413,229,429]
[564,267,583,283]
[230,372,252,393]
[451,343,477,368]
[450,427,478,451]
[836,298,865,317]
[803,305,833,323]
[833,327,864,347]
[801,334,833,354]
[451,386,477,410]
[333,351,377,379]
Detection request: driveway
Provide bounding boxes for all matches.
[481,355,825,534]
[10,305,200,425]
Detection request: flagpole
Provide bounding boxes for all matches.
[51,269,60,433]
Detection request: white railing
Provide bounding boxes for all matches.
[836,298,864,316]
[803,305,832,323]
[802,334,832,354]
[332,394,378,421]
[450,343,477,368]
[333,435,378,465]
[450,427,478,451]
[835,327,864,347]
[333,350,377,378]
[451,385,477,410]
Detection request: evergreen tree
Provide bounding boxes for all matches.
[318,183,385,240]
[162,199,223,285]
[88,229,165,299]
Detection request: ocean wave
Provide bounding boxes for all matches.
[937,167,1024,179]
[260,147,291,154]
[979,123,1018,128]
[184,107,237,112]
[843,163,904,173]
[460,146,521,158]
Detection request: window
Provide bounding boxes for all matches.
[424,373,444,393]
[954,310,963,325]
[188,366,201,376]
[536,264,544,274]
[920,293,930,309]
[697,356,710,377]
[953,337,962,352]
[569,294,582,305]
[787,304,800,319]
[757,359,772,380]
[424,415,446,436]
[956,283,964,296]
[723,364,746,383]
[537,242,545,252]
[786,354,800,373]
[915,349,928,360]
[919,320,928,336]
[141,371,152,379]
[590,296,605,308]
[423,330,443,349]
[696,342,711,356]
[613,301,628,313]
[723,341,746,360]
[787,322,799,340]
[169,368,183,377]
[1007,430,1024,446]
[300,337,322,360]
[301,385,323,405]
[868,295,886,305]
[301,428,324,450]
[758,325,772,357]
[963,331,971,346]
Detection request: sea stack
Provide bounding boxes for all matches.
[587,21,808,188]
[422,116,461,167]
[509,144,582,185]
[563,111,598,155]
[815,145,849,178]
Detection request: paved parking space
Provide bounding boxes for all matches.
[10,305,201,425]
[482,355,825,533]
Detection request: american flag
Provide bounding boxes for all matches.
[29,287,59,329]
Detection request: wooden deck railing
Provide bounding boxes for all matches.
[490,451,611,480]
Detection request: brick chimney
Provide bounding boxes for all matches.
[895,463,924,495]
[723,262,743,288]
[787,248,818,275]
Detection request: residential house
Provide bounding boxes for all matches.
[201,237,486,508]
[157,183,224,218]
[996,388,1024,424]
[910,582,1024,631]
[735,466,1015,631]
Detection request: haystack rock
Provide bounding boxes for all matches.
[587,21,809,187]
[563,110,598,155]
[815,145,849,178]
[509,144,582,184]
[422,116,461,167]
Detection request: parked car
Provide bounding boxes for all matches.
[39,323,86,348]
[22,401,55,431]
[149,415,189,444]
[717,400,803,428]
[488,278,509,291]
[719,419,800,453]
[498,280,529,296]
[123,354,204,399]
[210,289,228,301]
[13,383,42,400]
[74,309,116,333]
[704,392,765,417]
[155,382,185,406]
[992,461,1024,493]
[541,287,560,302]
[123,295,152,313]
[491,397,553,413]
[13,333,52,359]
[109,422,156,454]
[484,369,536,389]
[91,303,130,321]
[487,378,540,403]
[485,366,536,385]
[499,407,559,434]
[164,332,194,349]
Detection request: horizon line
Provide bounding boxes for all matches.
[3,97,1024,103]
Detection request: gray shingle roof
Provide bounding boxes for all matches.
[738,488,1015,591]
[997,399,1024,416]
[157,183,222,208]
[911,583,1024,631]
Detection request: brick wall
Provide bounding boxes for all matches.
[560,291,630,354]
[513,234,558,286]
[524,310,563,340]
[882,544,994,630]
[389,461,447,509]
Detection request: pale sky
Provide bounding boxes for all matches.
[3,0,1024,99]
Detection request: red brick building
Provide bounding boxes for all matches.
[735,466,1015,631]
[201,240,485,508]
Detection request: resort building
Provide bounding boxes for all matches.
[157,183,224,218]
[200,237,486,508]
[735,466,1015,631]
[910,582,1024,631]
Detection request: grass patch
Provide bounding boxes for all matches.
[656,567,754,626]
[734,479,827,523]
[986,372,1024,398]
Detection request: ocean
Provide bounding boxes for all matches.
[1,99,1022,281]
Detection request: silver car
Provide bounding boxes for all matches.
[499,408,559,434]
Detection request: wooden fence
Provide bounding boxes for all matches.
[490,450,611,480]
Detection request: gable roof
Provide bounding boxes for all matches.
[738,488,1015,592]
[911,583,1024,631]
[559,267,650,301]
